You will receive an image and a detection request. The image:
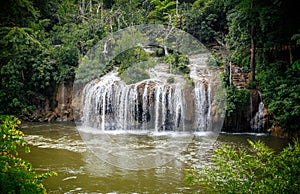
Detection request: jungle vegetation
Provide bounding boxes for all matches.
[0,0,299,132]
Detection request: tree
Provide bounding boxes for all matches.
[0,0,39,27]
[112,0,145,28]
[148,0,179,26]
[182,0,231,43]
[258,60,300,132]
[226,0,262,82]
[0,26,53,114]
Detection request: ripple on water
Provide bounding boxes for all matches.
[24,135,87,153]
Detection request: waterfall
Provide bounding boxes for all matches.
[61,82,65,106]
[256,91,265,132]
[154,85,162,132]
[206,83,212,130]
[142,81,149,130]
[251,91,265,132]
[194,82,206,131]
[80,71,213,132]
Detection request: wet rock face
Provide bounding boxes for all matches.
[248,90,271,132]
[55,81,74,121]
[271,125,288,138]
[18,81,74,123]
[223,89,270,133]
[75,67,217,132]
[231,65,248,89]
[23,53,225,128]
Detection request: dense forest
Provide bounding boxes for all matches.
[1,0,300,135]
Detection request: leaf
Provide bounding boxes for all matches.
[292,60,300,71]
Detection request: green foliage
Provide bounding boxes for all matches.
[0,0,299,134]
[52,44,79,82]
[0,115,28,156]
[292,59,300,71]
[148,0,179,25]
[116,47,150,75]
[206,53,221,69]
[164,53,190,75]
[119,65,151,84]
[182,0,230,43]
[225,85,249,117]
[112,0,145,28]
[186,139,300,193]
[258,60,300,131]
[51,20,105,83]
[220,0,300,131]
[292,31,300,45]
[0,26,53,114]
[0,0,39,27]
[0,115,56,193]
[225,0,291,81]
[0,0,108,114]
[246,81,257,89]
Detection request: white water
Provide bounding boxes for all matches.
[80,70,212,132]
[194,81,211,131]
[251,91,265,132]
[61,82,65,108]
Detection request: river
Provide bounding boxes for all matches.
[19,122,288,193]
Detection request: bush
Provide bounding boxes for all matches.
[186,140,300,194]
[164,53,190,75]
[258,60,300,131]
[225,85,249,117]
[116,47,150,75]
[119,66,150,84]
[0,115,56,194]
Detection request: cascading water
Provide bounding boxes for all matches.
[61,82,65,108]
[72,26,227,170]
[194,82,204,130]
[251,91,265,132]
[80,70,212,132]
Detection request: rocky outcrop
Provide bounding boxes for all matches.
[230,64,248,89]
[222,63,272,133]
[20,81,74,122]
[271,124,289,138]
[223,89,271,133]
[55,81,74,121]
[20,110,57,122]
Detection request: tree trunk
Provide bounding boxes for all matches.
[248,0,256,82]
[79,0,85,23]
[229,61,232,86]
[288,43,293,64]
[96,0,104,24]
[176,0,178,16]
[250,26,255,82]
[89,0,92,13]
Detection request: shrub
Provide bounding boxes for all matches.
[119,66,150,84]
[186,140,300,194]
[258,60,300,131]
[164,53,190,75]
[0,115,56,194]
[225,85,249,117]
[116,47,150,75]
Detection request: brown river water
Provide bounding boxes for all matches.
[19,122,288,193]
